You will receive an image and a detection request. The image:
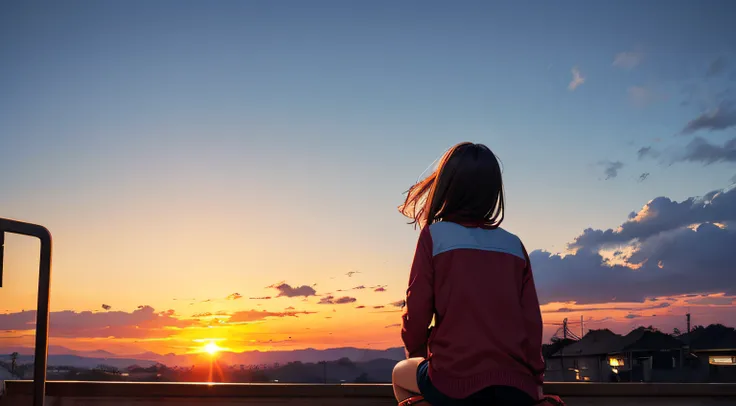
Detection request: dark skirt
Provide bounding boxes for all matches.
[416,360,536,406]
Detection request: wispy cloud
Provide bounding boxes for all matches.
[706,56,728,78]
[638,173,650,183]
[390,300,406,308]
[675,137,736,165]
[249,296,272,300]
[598,161,624,180]
[568,67,585,91]
[681,102,736,134]
[628,86,662,107]
[613,51,643,70]
[228,309,316,323]
[226,293,243,300]
[317,295,357,305]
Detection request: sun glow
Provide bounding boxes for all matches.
[203,341,222,356]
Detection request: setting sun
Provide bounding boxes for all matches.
[203,342,222,356]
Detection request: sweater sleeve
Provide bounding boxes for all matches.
[521,244,545,383]
[401,226,434,359]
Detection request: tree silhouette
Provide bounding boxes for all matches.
[673,327,681,336]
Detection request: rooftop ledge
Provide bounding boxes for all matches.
[3,381,736,406]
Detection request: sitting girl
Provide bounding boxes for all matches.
[392,142,545,406]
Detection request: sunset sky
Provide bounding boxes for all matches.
[1,1,736,357]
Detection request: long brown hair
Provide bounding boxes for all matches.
[399,142,505,228]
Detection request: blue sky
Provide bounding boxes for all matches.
[1,1,736,351]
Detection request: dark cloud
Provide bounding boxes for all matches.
[0,306,194,338]
[598,161,624,180]
[101,304,111,311]
[352,285,366,290]
[317,296,357,305]
[228,309,315,323]
[373,305,385,309]
[681,102,736,134]
[356,305,366,309]
[637,146,659,160]
[569,186,736,250]
[249,296,272,300]
[268,282,317,298]
[707,57,728,77]
[374,287,387,292]
[226,293,243,300]
[674,136,736,165]
[625,314,642,319]
[534,223,736,305]
[638,173,650,183]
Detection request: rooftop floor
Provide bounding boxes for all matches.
[3,381,736,405]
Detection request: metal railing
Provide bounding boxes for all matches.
[0,218,53,406]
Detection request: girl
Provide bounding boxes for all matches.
[392,142,545,406]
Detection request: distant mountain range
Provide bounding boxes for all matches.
[0,345,405,369]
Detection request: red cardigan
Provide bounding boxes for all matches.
[401,221,544,401]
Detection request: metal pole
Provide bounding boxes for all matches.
[0,218,53,406]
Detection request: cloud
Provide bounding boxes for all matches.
[352,285,366,290]
[268,282,317,298]
[346,271,360,277]
[568,67,585,91]
[568,186,736,250]
[628,86,661,107]
[228,309,316,323]
[226,293,243,300]
[0,306,195,339]
[707,57,728,77]
[101,304,111,311]
[249,296,272,300]
[638,173,650,183]
[356,305,366,309]
[317,296,357,305]
[390,300,406,308]
[613,51,643,70]
[685,295,735,306]
[681,102,736,134]
[373,305,385,309]
[548,302,671,314]
[374,287,387,292]
[625,314,642,319]
[535,224,736,304]
[637,146,659,160]
[598,161,624,180]
[385,324,401,328]
[674,136,736,165]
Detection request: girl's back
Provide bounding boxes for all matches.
[392,142,545,406]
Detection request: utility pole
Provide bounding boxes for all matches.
[686,312,691,333]
[581,315,584,338]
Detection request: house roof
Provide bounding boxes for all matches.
[551,329,624,357]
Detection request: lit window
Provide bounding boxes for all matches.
[609,358,625,367]
[709,356,736,366]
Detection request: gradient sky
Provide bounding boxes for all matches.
[1,1,736,356]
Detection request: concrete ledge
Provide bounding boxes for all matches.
[3,381,736,397]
